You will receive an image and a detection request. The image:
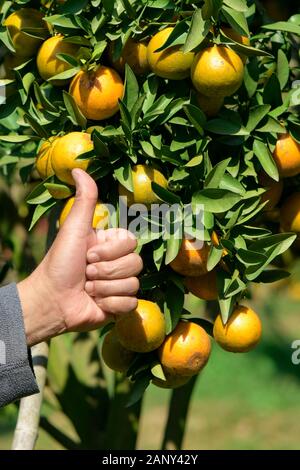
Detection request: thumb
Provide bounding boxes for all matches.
[61,169,98,236]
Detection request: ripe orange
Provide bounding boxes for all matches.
[109,38,150,75]
[51,132,93,186]
[119,164,168,207]
[258,172,283,211]
[169,238,210,276]
[115,299,166,353]
[191,45,244,97]
[152,371,191,389]
[158,321,211,376]
[147,27,194,80]
[35,137,58,179]
[272,133,300,178]
[213,305,262,352]
[69,66,124,121]
[37,35,79,86]
[4,8,48,58]
[102,328,135,372]
[280,192,300,233]
[185,269,218,301]
[196,93,224,117]
[59,197,109,229]
[221,27,250,63]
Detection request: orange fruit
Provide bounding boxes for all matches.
[196,93,224,117]
[191,45,244,98]
[185,269,218,301]
[258,172,283,211]
[59,197,109,229]
[69,66,124,121]
[119,164,168,207]
[147,27,194,80]
[169,238,211,277]
[37,34,79,86]
[102,328,135,373]
[35,136,58,179]
[272,133,300,178]
[109,38,150,75]
[213,305,262,352]
[1,54,25,79]
[152,371,191,389]
[280,192,300,233]
[4,8,48,58]
[221,27,250,63]
[51,132,93,186]
[115,299,166,353]
[158,321,211,376]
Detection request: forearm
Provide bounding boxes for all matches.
[0,283,39,408]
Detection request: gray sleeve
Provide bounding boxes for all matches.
[0,283,39,408]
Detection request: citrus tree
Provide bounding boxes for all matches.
[0,0,300,450]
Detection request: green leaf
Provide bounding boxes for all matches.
[151,363,166,380]
[29,200,56,231]
[254,269,290,284]
[185,155,203,167]
[152,182,181,205]
[207,246,223,271]
[205,158,231,189]
[245,234,297,281]
[222,5,249,36]
[126,374,150,408]
[219,296,236,324]
[246,105,271,133]
[205,119,248,136]
[183,9,211,52]
[183,104,205,136]
[236,249,268,266]
[164,283,184,334]
[165,235,182,265]
[24,113,49,139]
[155,21,188,52]
[63,91,87,128]
[263,74,282,108]
[114,162,133,192]
[277,50,289,90]
[262,21,300,35]
[192,189,241,213]
[256,117,286,134]
[0,135,34,143]
[223,0,248,12]
[49,66,80,82]
[253,139,279,180]
[93,132,110,158]
[123,64,139,113]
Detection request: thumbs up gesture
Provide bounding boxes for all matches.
[18,170,143,347]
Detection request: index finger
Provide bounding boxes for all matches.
[87,230,137,262]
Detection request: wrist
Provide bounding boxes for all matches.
[17,270,66,347]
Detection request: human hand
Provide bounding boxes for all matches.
[18,169,142,347]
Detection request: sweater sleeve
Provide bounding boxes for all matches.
[0,283,39,408]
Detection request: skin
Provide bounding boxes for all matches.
[18,169,143,347]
